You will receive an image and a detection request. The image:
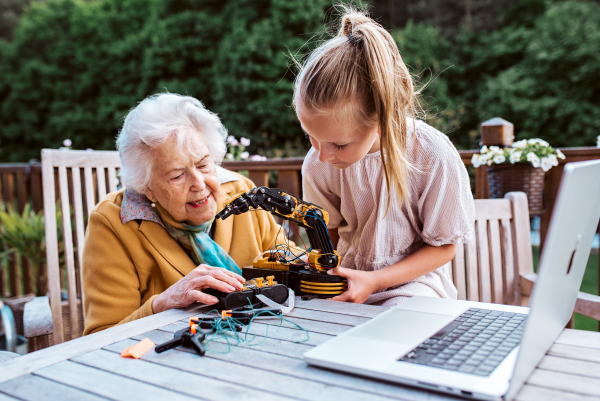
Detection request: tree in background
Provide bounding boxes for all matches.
[0,0,327,161]
[1,0,599,159]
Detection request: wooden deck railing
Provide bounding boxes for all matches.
[1,148,599,299]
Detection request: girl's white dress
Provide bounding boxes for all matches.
[302,120,475,306]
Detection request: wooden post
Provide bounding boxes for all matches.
[248,171,269,188]
[481,117,514,147]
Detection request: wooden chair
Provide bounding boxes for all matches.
[452,192,600,322]
[24,149,121,346]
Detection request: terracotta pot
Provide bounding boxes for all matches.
[487,163,545,215]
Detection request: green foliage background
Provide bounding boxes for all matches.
[0,0,599,161]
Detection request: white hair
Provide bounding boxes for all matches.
[116,93,228,193]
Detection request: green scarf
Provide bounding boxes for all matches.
[156,203,242,275]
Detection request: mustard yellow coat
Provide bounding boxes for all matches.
[82,172,288,335]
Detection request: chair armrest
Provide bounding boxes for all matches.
[519,273,600,321]
[519,273,537,297]
[574,292,600,321]
[23,296,53,338]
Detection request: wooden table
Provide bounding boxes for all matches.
[0,298,599,400]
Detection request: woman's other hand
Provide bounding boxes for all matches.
[152,265,245,313]
[328,267,379,304]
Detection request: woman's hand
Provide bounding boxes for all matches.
[152,264,245,313]
[328,267,380,304]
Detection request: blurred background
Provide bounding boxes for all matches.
[0,0,599,161]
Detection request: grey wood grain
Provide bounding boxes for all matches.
[0,303,210,384]
[132,329,312,360]
[109,336,457,401]
[73,349,293,401]
[527,368,600,397]
[103,339,415,401]
[516,384,600,401]
[34,360,190,401]
[161,319,334,347]
[549,343,600,364]
[294,298,387,318]
[538,355,600,380]
[0,374,107,401]
[278,307,372,326]
[556,329,600,350]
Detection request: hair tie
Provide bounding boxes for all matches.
[347,33,363,46]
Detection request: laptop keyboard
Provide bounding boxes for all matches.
[399,308,527,376]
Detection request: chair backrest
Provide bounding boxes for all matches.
[42,149,121,344]
[452,192,534,306]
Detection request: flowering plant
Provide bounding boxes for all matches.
[471,139,565,172]
[225,136,267,161]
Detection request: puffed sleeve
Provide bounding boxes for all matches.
[412,125,475,246]
[301,148,344,229]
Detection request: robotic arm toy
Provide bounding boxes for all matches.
[216,187,347,297]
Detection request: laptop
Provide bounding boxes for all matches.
[304,160,600,400]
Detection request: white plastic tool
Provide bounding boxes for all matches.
[256,288,295,314]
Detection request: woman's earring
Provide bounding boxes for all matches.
[151,203,156,208]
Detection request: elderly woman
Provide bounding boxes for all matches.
[82,93,288,334]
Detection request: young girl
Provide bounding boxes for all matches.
[295,9,475,306]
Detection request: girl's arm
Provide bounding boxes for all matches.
[330,243,456,304]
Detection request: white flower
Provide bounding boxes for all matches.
[63,139,72,147]
[240,137,251,147]
[538,139,549,147]
[493,154,506,164]
[226,136,236,144]
[556,149,565,159]
[479,153,492,166]
[510,151,522,164]
[471,154,482,168]
[480,145,489,153]
[527,152,541,168]
[240,151,249,160]
[489,146,501,154]
[597,135,600,148]
[85,148,94,152]
[250,154,267,161]
[512,140,527,149]
[226,153,234,160]
[548,154,558,166]
[541,157,552,172]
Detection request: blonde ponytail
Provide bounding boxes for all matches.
[294,6,416,214]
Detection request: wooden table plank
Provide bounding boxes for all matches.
[103,339,413,401]
[34,360,190,401]
[73,349,293,401]
[294,298,388,318]
[133,329,313,360]
[0,303,209,384]
[0,374,108,401]
[538,355,600,380]
[526,369,600,397]
[0,393,20,401]
[548,343,600,364]
[516,384,600,401]
[160,319,334,346]
[555,329,600,350]
[106,333,457,401]
[283,306,373,325]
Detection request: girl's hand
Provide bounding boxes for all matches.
[152,264,245,313]
[328,267,380,304]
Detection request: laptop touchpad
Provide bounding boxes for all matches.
[348,308,454,345]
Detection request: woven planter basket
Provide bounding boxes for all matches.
[487,163,546,215]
